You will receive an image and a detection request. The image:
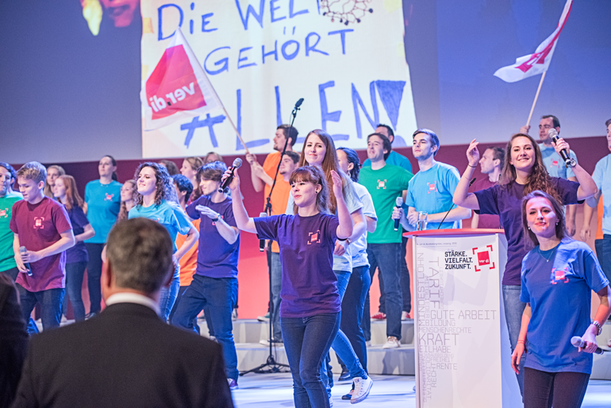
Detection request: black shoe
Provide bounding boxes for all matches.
[341,392,352,400]
[338,370,352,382]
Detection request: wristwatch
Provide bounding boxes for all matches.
[592,321,603,336]
[566,157,577,168]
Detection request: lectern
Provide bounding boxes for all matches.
[405,229,521,408]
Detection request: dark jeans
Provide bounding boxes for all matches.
[64,261,87,321]
[85,243,104,314]
[503,284,526,396]
[17,285,64,334]
[363,243,403,340]
[169,285,199,334]
[282,313,340,408]
[0,266,19,281]
[595,235,611,283]
[339,265,371,371]
[524,367,589,408]
[171,274,239,381]
[377,235,411,314]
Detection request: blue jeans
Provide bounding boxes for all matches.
[271,251,283,341]
[85,243,104,314]
[595,235,611,283]
[282,313,340,408]
[65,261,87,321]
[378,235,412,313]
[503,284,526,397]
[158,271,180,322]
[171,274,239,381]
[340,265,371,370]
[169,285,199,335]
[363,243,403,340]
[17,285,64,334]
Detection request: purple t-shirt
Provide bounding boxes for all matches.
[474,178,580,285]
[186,195,240,279]
[469,177,501,229]
[65,206,89,264]
[254,213,341,318]
[9,197,72,292]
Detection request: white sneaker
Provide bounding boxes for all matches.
[232,309,238,321]
[382,336,400,349]
[401,311,412,320]
[365,340,371,347]
[351,376,373,403]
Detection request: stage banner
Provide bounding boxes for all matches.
[413,232,518,408]
[140,0,416,158]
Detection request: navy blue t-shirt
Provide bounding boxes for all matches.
[65,206,89,264]
[474,178,580,285]
[254,213,340,318]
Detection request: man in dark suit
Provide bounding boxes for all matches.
[11,218,234,408]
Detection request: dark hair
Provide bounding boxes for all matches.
[289,166,329,214]
[337,147,361,182]
[106,218,174,294]
[376,123,395,140]
[278,124,299,146]
[522,190,567,247]
[0,162,17,184]
[541,115,560,128]
[159,160,179,176]
[486,146,505,170]
[172,174,193,203]
[102,155,118,181]
[605,118,611,128]
[412,128,440,156]
[197,161,227,183]
[133,162,177,207]
[283,151,300,164]
[367,132,392,161]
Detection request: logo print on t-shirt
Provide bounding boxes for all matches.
[34,217,45,230]
[550,267,570,284]
[0,208,7,218]
[376,179,387,190]
[104,193,114,202]
[427,181,438,194]
[307,230,321,245]
[551,160,559,167]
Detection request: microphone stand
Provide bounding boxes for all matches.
[240,101,301,376]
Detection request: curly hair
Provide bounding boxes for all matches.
[133,162,177,208]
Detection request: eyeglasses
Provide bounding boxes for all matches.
[538,124,553,129]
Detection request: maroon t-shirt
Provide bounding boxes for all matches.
[469,177,501,229]
[10,197,72,292]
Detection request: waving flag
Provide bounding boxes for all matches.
[494,0,572,83]
[141,28,221,130]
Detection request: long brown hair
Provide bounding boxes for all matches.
[289,166,329,214]
[521,190,567,247]
[55,175,84,211]
[117,180,136,222]
[499,133,562,204]
[133,162,177,207]
[299,129,353,214]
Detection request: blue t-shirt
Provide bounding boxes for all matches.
[128,200,192,253]
[363,150,413,173]
[475,178,580,285]
[255,213,340,318]
[520,239,609,374]
[592,154,611,235]
[404,162,461,229]
[65,206,90,264]
[540,144,578,179]
[186,195,240,279]
[84,180,122,244]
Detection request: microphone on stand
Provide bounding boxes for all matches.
[294,98,304,110]
[437,178,476,229]
[219,158,243,193]
[548,128,575,167]
[259,212,267,252]
[571,336,605,355]
[394,197,403,231]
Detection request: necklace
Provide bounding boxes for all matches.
[540,244,559,263]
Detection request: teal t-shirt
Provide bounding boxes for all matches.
[84,180,122,244]
[404,162,461,230]
[540,144,578,179]
[0,191,22,271]
[363,150,413,174]
[359,164,413,244]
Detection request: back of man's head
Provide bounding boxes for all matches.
[106,218,173,295]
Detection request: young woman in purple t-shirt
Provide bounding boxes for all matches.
[511,190,610,408]
[453,133,598,395]
[228,165,353,408]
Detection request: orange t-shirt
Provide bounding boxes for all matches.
[177,218,201,286]
[262,151,291,252]
[596,195,604,240]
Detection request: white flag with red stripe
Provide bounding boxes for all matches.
[494,0,572,83]
[141,28,221,130]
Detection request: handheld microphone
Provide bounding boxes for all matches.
[19,246,33,277]
[218,158,243,193]
[437,178,476,229]
[259,212,267,252]
[548,129,574,167]
[394,197,403,231]
[294,98,304,110]
[571,336,605,355]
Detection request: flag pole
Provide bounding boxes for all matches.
[205,82,250,154]
[525,71,547,127]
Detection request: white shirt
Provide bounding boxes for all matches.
[105,292,160,315]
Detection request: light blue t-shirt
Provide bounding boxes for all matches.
[540,144,578,179]
[286,179,362,272]
[363,150,413,173]
[592,154,611,235]
[84,180,122,244]
[520,239,609,374]
[350,182,377,268]
[404,162,461,229]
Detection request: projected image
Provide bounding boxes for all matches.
[81,0,140,35]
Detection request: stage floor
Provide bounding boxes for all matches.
[231,373,611,407]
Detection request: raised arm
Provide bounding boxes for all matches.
[246,153,265,193]
[553,138,598,200]
[332,170,353,239]
[453,139,481,210]
[225,168,257,234]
